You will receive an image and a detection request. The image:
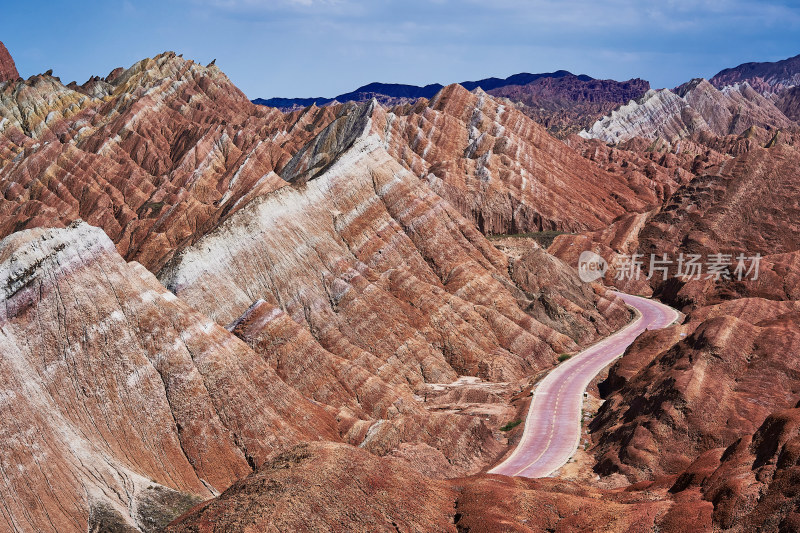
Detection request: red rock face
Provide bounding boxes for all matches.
[0,52,338,272]
[580,79,794,145]
[0,222,340,532]
[591,298,800,480]
[298,85,671,236]
[0,41,19,83]
[166,440,715,532]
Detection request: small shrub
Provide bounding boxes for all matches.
[558,353,572,362]
[487,230,571,248]
[499,419,522,431]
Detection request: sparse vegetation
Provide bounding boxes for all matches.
[558,353,572,362]
[142,201,166,217]
[499,419,522,431]
[488,230,571,248]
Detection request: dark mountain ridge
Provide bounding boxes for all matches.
[253,69,592,109]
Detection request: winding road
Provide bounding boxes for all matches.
[489,292,680,478]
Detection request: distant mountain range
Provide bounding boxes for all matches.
[254,70,647,138]
[710,53,800,93]
[252,70,592,109]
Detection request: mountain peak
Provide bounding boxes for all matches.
[253,70,596,111]
[0,40,20,83]
[710,52,800,93]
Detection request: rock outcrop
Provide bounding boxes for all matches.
[0,52,338,272]
[580,79,792,144]
[591,298,800,480]
[0,41,18,83]
[161,127,627,385]
[0,222,341,532]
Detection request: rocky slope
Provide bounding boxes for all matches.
[0,52,338,272]
[533,82,800,510]
[777,86,800,121]
[165,400,800,532]
[591,297,800,480]
[710,53,800,94]
[698,403,800,531]
[333,86,674,235]
[160,121,629,387]
[0,222,343,532]
[0,41,18,83]
[166,440,706,532]
[0,50,671,273]
[489,75,650,137]
[551,138,800,295]
[580,79,792,144]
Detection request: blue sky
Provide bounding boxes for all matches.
[3,0,799,99]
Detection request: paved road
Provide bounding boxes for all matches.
[489,292,680,478]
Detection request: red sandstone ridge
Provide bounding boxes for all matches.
[580,79,794,145]
[166,403,800,531]
[282,88,678,236]
[0,53,672,275]
[161,116,629,379]
[164,441,680,532]
[550,139,800,298]
[0,222,341,532]
[0,41,19,83]
[546,108,800,506]
[591,298,800,480]
[0,52,339,271]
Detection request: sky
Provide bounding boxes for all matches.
[2,0,799,99]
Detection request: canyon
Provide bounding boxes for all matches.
[1,37,800,532]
